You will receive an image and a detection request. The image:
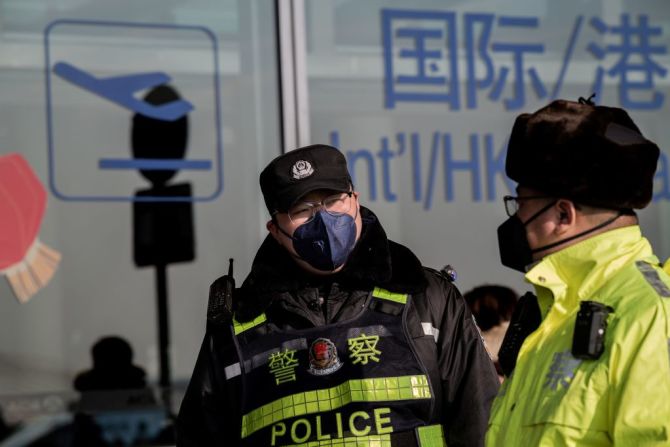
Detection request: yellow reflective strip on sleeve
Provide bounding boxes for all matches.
[241,375,431,439]
[233,313,267,335]
[283,433,392,446]
[416,424,447,447]
[372,287,408,304]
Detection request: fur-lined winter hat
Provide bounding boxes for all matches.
[506,98,660,209]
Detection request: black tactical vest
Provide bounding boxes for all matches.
[228,287,447,447]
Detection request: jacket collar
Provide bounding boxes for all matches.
[234,206,426,320]
[525,225,654,313]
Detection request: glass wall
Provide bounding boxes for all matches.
[303,0,670,294]
[0,0,281,406]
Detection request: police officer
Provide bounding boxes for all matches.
[177,144,499,446]
[487,98,670,445]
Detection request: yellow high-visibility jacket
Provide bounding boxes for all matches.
[487,226,670,446]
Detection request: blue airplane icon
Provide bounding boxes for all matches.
[53,62,194,121]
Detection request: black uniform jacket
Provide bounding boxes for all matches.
[176,207,499,446]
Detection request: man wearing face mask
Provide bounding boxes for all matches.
[177,144,499,447]
[487,98,670,446]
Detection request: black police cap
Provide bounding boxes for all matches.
[260,144,352,213]
[506,99,660,210]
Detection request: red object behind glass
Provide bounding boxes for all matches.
[0,153,61,303]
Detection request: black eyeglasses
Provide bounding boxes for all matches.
[503,195,554,217]
[287,191,354,224]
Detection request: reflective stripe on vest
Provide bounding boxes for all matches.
[241,375,431,439]
[372,287,408,304]
[636,260,670,297]
[233,313,267,335]
[416,424,447,446]
[282,433,392,446]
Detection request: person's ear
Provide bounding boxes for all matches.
[555,199,577,234]
[267,219,279,240]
